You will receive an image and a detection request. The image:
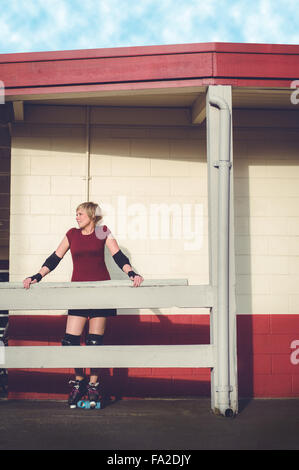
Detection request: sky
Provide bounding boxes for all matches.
[0,0,298,54]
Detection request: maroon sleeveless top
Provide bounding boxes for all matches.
[66,225,111,282]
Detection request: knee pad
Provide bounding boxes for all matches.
[61,333,81,346]
[86,334,104,346]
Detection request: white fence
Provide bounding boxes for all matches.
[1,279,215,369]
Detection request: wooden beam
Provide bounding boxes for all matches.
[192,94,206,124]
[0,280,215,312]
[13,101,24,121]
[3,345,215,369]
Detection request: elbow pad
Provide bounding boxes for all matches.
[42,251,62,271]
[112,249,130,270]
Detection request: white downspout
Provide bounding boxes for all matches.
[85,106,91,201]
[208,95,233,417]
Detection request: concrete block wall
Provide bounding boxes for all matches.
[8,104,210,399]
[10,121,87,319]
[8,103,299,399]
[0,104,11,261]
[89,125,208,287]
[234,109,299,397]
[10,104,209,290]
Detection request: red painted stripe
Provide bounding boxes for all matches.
[270,315,299,334]
[7,314,299,400]
[253,374,293,397]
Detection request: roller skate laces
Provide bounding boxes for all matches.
[87,382,100,408]
[68,378,87,409]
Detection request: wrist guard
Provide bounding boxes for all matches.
[128,270,138,279]
[30,273,42,283]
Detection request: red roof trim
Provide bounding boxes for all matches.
[1,42,298,97]
[1,42,299,64]
[0,43,216,64]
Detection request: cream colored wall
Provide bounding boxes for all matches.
[10,104,299,317]
[10,121,85,287]
[234,109,299,315]
[89,126,208,287]
[9,104,208,315]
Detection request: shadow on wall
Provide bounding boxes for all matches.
[234,128,299,398]
[234,141,253,400]
[7,314,211,400]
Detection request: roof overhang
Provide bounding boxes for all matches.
[1,42,298,115]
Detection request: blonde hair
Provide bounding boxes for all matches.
[76,201,103,226]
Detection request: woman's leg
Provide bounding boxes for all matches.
[88,317,107,383]
[66,315,87,335]
[89,317,107,335]
[65,315,87,380]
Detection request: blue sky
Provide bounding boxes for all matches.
[0,0,298,54]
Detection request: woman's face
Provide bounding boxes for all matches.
[76,208,92,229]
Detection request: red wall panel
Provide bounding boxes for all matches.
[237,315,299,398]
[7,314,211,400]
[7,314,299,400]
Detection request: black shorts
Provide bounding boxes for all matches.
[68,308,117,318]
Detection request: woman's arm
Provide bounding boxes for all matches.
[106,236,144,287]
[23,235,70,289]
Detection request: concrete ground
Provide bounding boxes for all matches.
[0,397,299,451]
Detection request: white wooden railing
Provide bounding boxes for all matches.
[1,279,215,369]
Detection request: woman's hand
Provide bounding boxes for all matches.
[131,274,144,287]
[23,277,37,289]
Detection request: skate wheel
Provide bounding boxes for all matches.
[77,400,90,409]
[90,401,101,409]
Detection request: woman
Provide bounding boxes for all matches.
[23,201,144,408]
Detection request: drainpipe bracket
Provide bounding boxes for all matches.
[213,161,232,169]
[216,386,233,393]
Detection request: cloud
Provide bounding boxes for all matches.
[229,0,299,44]
[0,0,298,54]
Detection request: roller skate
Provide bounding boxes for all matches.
[77,382,101,409]
[67,378,87,409]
